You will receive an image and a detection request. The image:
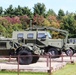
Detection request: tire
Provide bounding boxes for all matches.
[48,48,59,58]
[32,54,39,63]
[9,49,15,55]
[66,49,74,56]
[17,46,33,65]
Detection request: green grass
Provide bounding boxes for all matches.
[52,63,76,75]
[0,71,48,75]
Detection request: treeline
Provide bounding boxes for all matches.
[0,3,76,38]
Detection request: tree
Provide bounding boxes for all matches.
[20,15,30,29]
[0,17,10,28]
[22,7,33,19]
[46,9,56,17]
[57,9,65,20]
[33,3,46,16]
[0,24,6,34]
[61,14,76,37]
[14,5,23,16]
[42,18,50,26]
[47,15,60,28]
[0,7,3,15]
[47,15,60,38]
[12,23,22,31]
[33,14,44,26]
[5,16,21,24]
[4,5,14,17]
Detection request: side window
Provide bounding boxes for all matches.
[0,42,6,48]
[27,33,34,39]
[17,33,24,38]
[37,33,46,39]
[17,33,24,43]
[74,39,76,43]
[69,39,72,43]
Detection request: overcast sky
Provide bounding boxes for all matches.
[0,0,76,14]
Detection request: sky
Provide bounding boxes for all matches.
[0,0,76,14]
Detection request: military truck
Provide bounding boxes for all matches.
[0,26,76,65]
[12,26,76,64]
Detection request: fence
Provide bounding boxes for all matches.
[0,53,75,75]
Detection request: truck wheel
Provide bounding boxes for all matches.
[66,49,74,56]
[48,48,59,58]
[32,54,39,63]
[17,47,33,65]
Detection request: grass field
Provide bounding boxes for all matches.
[0,63,76,75]
[52,63,76,75]
[0,71,48,75]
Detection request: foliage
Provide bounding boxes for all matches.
[47,15,60,38]
[20,15,30,29]
[4,5,14,17]
[33,14,44,26]
[42,18,50,26]
[0,7,3,15]
[46,9,56,17]
[0,17,10,28]
[5,16,21,24]
[47,15,60,28]
[0,4,76,38]
[61,14,76,37]
[0,24,6,34]
[33,3,46,16]
[12,23,22,31]
[4,5,33,18]
[57,9,65,20]
[22,6,33,19]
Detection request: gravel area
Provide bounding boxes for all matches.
[0,57,67,72]
[0,54,76,72]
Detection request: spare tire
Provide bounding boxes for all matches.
[17,46,33,65]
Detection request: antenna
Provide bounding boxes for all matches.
[30,20,32,30]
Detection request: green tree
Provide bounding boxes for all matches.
[0,24,6,33]
[14,5,23,16]
[42,18,50,26]
[4,5,14,17]
[61,14,76,37]
[33,3,46,16]
[22,7,33,19]
[58,9,65,20]
[12,23,22,31]
[0,7,3,16]
[46,9,56,17]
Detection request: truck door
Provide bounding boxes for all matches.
[36,32,48,47]
[26,32,36,44]
[17,33,24,44]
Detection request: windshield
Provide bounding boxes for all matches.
[47,32,52,39]
[37,33,46,38]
